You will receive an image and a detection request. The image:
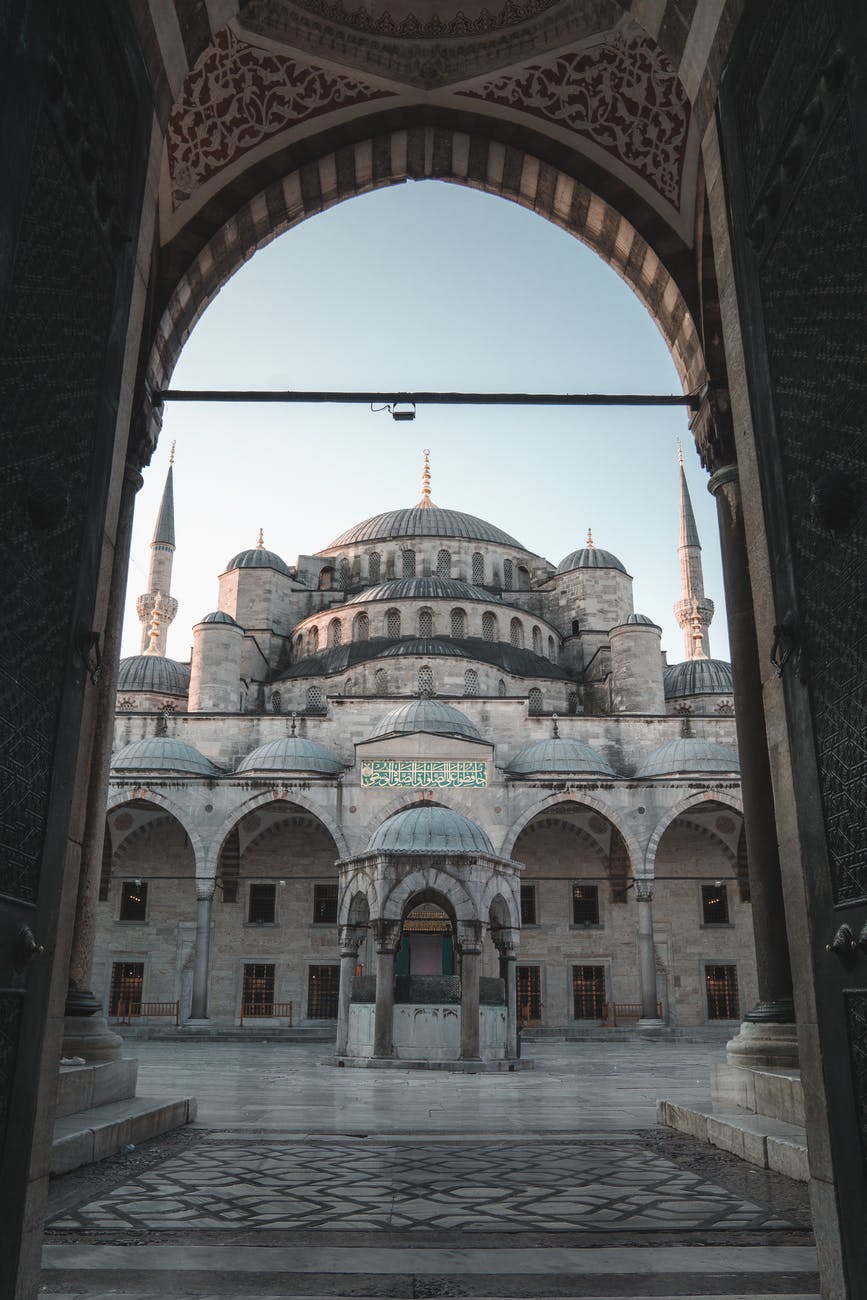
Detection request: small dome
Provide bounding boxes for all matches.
[664,659,734,698]
[348,578,499,604]
[369,805,494,855]
[325,507,522,549]
[117,655,190,696]
[506,737,616,776]
[198,610,241,627]
[111,737,219,775]
[623,613,660,627]
[226,546,291,577]
[557,547,626,575]
[374,638,465,659]
[368,698,481,741]
[236,737,343,775]
[634,738,740,777]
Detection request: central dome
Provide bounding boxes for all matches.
[324,507,522,550]
[348,578,498,604]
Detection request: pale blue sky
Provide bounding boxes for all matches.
[122,180,728,664]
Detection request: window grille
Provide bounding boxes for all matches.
[418,665,434,695]
[472,552,484,584]
[119,880,147,922]
[353,612,369,641]
[307,965,340,1018]
[437,549,451,578]
[520,884,537,925]
[368,551,381,583]
[308,627,319,654]
[271,690,282,713]
[338,557,351,589]
[572,884,599,925]
[702,884,730,925]
[510,617,523,648]
[242,963,275,1015]
[532,626,542,654]
[306,685,325,714]
[572,965,605,1019]
[98,830,112,901]
[463,668,479,697]
[482,611,497,641]
[402,549,416,578]
[374,668,388,695]
[327,618,342,647]
[503,559,513,589]
[109,962,143,1016]
[517,965,542,1025]
[450,608,466,639]
[313,882,339,924]
[705,964,740,1019]
[567,691,579,715]
[386,608,401,638]
[528,687,543,715]
[248,883,276,924]
[418,608,433,638]
[498,679,506,697]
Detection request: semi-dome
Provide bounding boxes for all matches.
[325,507,522,549]
[236,736,343,775]
[506,737,616,776]
[368,805,494,855]
[664,658,734,698]
[374,638,465,659]
[348,577,499,603]
[634,738,740,777]
[368,698,482,741]
[198,610,240,627]
[557,546,626,575]
[117,655,190,696]
[111,737,219,775]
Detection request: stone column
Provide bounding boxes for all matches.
[188,886,214,1021]
[497,933,519,1059]
[372,920,400,1059]
[335,926,364,1057]
[635,881,664,1026]
[458,922,483,1062]
[63,462,142,1061]
[708,463,797,1065]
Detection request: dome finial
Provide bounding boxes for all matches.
[552,713,559,739]
[256,527,264,549]
[416,448,437,509]
[170,439,176,465]
[290,712,297,737]
[586,527,594,548]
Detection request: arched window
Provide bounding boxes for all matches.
[450,608,466,639]
[567,690,579,715]
[503,559,514,589]
[472,552,484,584]
[294,633,303,657]
[386,608,401,638]
[464,669,479,697]
[418,665,434,696]
[532,625,542,654]
[343,677,353,696]
[308,626,319,654]
[528,687,543,715]
[482,611,497,642]
[306,685,325,714]
[368,551,381,583]
[437,548,451,578]
[548,635,555,660]
[498,678,507,697]
[271,690,282,713]
[402,548,416,578]
[338,557,351,590]
[418,608,433,638]
[327,617,342,647]
[353,612,369,641]
[510,617,524,648]
[374,668,388,695]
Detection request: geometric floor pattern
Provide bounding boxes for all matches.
[50,1137,794,1234]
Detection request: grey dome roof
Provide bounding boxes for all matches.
[507,738,616,776]
[226,546,291,576]
[279,636,568,682]
[236,737,343,775]
[198,610,240,627]
[369,698,481,741]
[375,638,465,659]
[634,738,740,777]
[348,577,499,604]
[117,655,190,696]
[111,737,219,775]
[369,805,494,855]
[664,658,733,698]
[325,507,522,549]
[623,613,660,628]
[557,547,626,574]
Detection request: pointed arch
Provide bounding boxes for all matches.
[106,787,206,870]
[644,789,744,876]
[206,789,350,880]
[500,790,643,868]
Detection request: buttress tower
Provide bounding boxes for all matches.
[136,444,178,655]
[673,444,714,659]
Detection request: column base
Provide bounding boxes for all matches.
[637,1017,666,1029]
[185,1018,210,1026]
[64,987,101,1017]
[726,1018,799,1069]
[745,997,796,1023]
[61,1015,124,1063]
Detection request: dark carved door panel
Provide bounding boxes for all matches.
[719,0,867,1288]
[0,0,149,1286]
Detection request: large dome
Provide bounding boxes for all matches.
[506,737,616,776]
[347,578,498,604]
[664,659,734,698]
[117,655,190,696]
[236,737,343,775]
[111,737,219,775]
[368,805,494,855]
[368,698,481,741]
[324,507,523,549]
[634,738,740,777]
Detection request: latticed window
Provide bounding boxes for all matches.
[271,690,282,713]
[353,612,369,641]
[520,884,537,925]
[572,884,599,925]
[705,964,740,1019]
[503,559,514,589]
[327,618,342,647]
[242,963,274,1015]
[307,965,340,1019]
[109,962,143,1016]
[306,685,325,714]
[418,665,434,695]
[528,687,543,715]
[472,552,484,584]
[119,881,147,922]
[450,608,466,638]
[338,557,351,589]
[418,608,433,638]
[374,668,388,695]
[532,625,542,654]
[313,882,338,924]
[463,669,479,696]
[437,548,451,578]
[572,965,605,1019]
[368,551,381,583]
[402,548,416,577]
[517,965,542,1025]
[309,627,319,654]
[482,611,497,641]
[510,617,523,648]
[498,679,506,697]
[567,690,579,715]
[386,608,401,638]
[343,677,354,696]
[702,885,730,925]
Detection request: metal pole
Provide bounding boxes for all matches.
[155,388,700,410]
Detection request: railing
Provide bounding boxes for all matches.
[601,1001,663,1026]
[240,1000,294,1026]
[113,1000,180,1026]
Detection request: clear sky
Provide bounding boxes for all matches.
[122,179,728,665]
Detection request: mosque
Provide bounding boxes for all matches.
[95,450,752,1061]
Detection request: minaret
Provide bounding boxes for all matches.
[674,442,714,659]
[136,443,179,655]
[416,449,437,508]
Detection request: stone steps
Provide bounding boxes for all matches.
[115,1025,335,1042]
[657,1098,809,1180]
[52,1093,197,1176]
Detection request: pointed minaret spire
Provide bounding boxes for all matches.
[674,442,714,660]
[136,447,179,655]
[586,527,594,548]
[416,448,437,509]
[256,527,265,549]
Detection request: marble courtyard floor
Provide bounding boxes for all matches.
[41,1040,818,1299]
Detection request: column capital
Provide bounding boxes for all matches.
[371,918,402,953]
[195,879,216,902]
[456,920,483,953]
[339,924,365,955]
[492,926,519,958]
[688,381,736,475]
[634,878,654,902]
